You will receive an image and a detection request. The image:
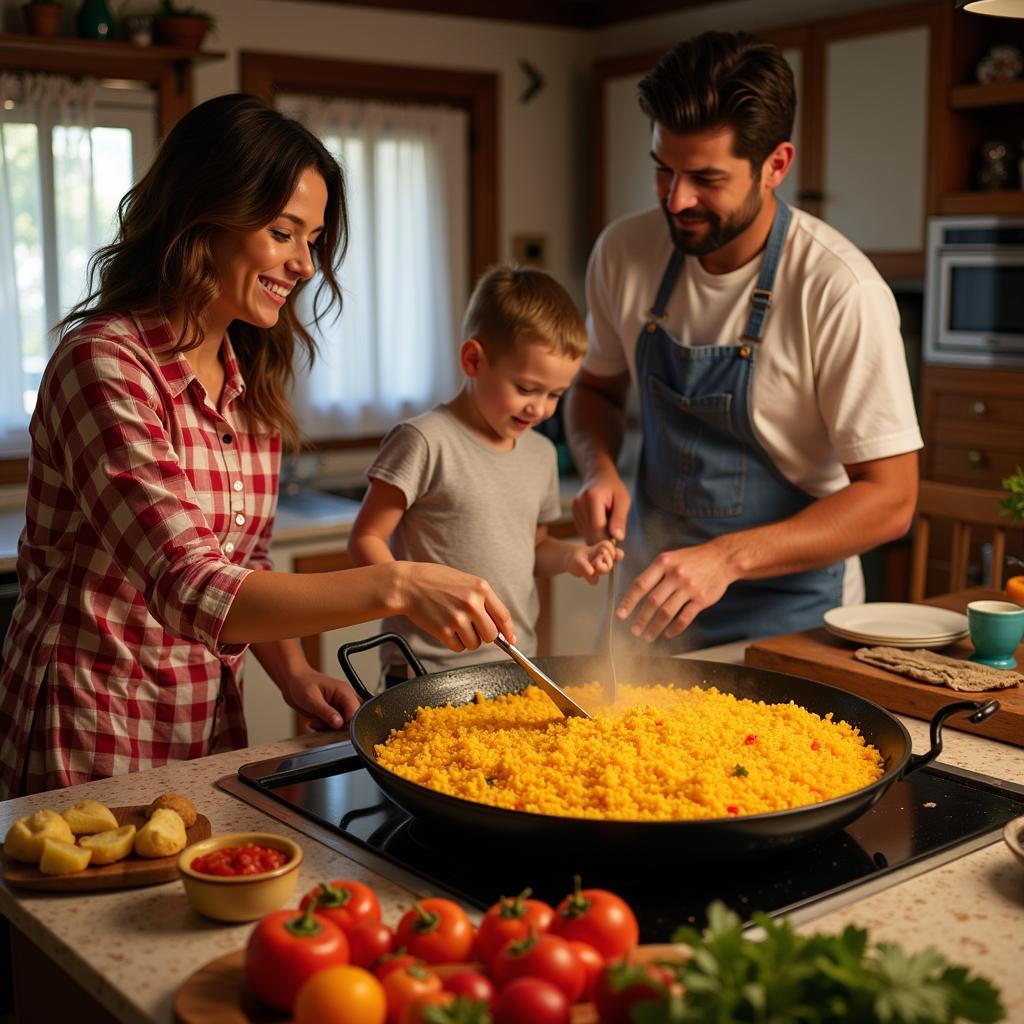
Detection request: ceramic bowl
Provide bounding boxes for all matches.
[177,832,302,922]
[1004,815,1024,871]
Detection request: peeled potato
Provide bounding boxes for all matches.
[146,792,197,828]
[3,810,75,864]
[134,808,186,858]
[39,837,92,875]
[62,799,118,836]
[78,824,136,865]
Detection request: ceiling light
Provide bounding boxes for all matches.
[957,0,1024,16]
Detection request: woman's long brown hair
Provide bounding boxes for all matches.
[58,93,348,450]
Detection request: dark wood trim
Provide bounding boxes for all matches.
[0,32,223,135]
[866,250,926,281]
[0,460,28,486]
[240,51,498,285]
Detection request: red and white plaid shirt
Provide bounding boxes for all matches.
[0,313,280,798]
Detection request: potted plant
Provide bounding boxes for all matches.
[153,0,214,49]
[1000,465,1024,604]
[22,0,63,37]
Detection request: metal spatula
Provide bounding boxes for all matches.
[603,538,619,705]
[494,634,592,719]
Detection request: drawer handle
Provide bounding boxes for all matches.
[970,401,988,418]
[967,449,985,467]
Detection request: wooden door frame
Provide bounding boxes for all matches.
[240,51,499,289]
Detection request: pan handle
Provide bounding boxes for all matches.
[901,699,1000,777]
[337,632,427,701]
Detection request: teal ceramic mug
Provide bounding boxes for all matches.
[967,600,1024,670]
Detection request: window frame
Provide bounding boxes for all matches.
[240,51,498,452]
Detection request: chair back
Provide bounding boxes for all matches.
[909,480,1017,601]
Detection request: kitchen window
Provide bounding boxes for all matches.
[0,75,155,457]
[278,94,469,439]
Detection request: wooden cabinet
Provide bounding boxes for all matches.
[929,5,1024,215]
[920,366,1024,487]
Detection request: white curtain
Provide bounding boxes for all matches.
[279,95,469,438]
[0,74,97,454]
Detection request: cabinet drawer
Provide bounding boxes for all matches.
[924,442,1023,486]
[931,392,1024,429]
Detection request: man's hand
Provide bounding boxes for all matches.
[616,541,737,642]
[564,539,623,584]
[278,667,363,732]
[572,471,632,545]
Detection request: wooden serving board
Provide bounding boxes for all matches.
[745,590,1024,748]
[3,805,211,891]
[174,945,687,1024]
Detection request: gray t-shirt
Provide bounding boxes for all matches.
[369,405,562,674]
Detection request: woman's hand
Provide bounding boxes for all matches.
[565,539,623,584]
[277,666,363,731]
[396,562,516,651]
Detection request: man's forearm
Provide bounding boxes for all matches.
[565,380,626,480]
[710,463,917,582]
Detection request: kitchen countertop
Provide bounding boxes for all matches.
[2,643,1023,1024]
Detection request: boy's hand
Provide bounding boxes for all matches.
[565,539,623,584]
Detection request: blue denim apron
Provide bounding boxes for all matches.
[622,200,844,650]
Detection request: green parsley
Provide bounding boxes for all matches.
[632,901,1003,1024]
[731,764,749,777]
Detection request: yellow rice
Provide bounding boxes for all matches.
[374,682,886,821]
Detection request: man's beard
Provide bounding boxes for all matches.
[663,177,763,256]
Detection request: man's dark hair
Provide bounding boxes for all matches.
[638,31,796,170]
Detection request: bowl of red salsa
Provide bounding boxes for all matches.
[177,832,302,922]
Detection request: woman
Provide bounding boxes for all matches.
[0,94,513,799]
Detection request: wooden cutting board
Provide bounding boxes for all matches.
[3,805,211,891]
[745,589,1024,748]
[174,946,687,1024]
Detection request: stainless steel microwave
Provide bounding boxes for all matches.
[924,215,1024,369]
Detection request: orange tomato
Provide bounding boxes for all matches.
[399,990,455,1024]
[382,965,443,1024]
[293,965,386,1024]
[1006,575,1024,605]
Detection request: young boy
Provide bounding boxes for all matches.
[348,265,621,682]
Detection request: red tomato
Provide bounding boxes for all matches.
[493,977,571,1024]
[374,952,425,982]
[244,904,350,1012]
[348,920,397,970]
[382,965,443,1024]
[474,888,555,966]
[567,940,604,1003]
[491,932,585,1004]
[395,898,475,965]
[442,970,495,1005]
[301,879,382,933]
[399,990,455,1024]
[593,960,675,1024]
[550,878,639,960]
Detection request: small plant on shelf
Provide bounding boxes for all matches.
[153,0,215,48]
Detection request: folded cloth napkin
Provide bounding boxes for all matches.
[854,646,1024,691]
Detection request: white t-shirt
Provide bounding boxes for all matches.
[585,204,923,605]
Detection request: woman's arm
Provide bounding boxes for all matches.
[348,479,406,566]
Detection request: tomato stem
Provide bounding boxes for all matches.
[560,874,591,920]
[498,887,533,920]
[315,880,352,909]
[285,901,323,938]
[413,901,441,934]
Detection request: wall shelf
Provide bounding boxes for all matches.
[937,190,1024,215]
[950,79,1024,109]
[0,32,224,66]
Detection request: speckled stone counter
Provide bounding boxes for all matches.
[2,702,1023,1024]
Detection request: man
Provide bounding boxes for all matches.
[567,30,921,651]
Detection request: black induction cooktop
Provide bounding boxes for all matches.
[220,741,1024,942]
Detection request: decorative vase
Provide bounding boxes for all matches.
[154,14,208,49]
[76,0,113,40]
[22,3,63,37]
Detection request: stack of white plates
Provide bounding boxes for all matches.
[823,603,969,650]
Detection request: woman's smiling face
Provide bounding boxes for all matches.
[207,166,328,330]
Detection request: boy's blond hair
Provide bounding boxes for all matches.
[462,265,587,360]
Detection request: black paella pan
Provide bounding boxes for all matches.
[338,633,999,860]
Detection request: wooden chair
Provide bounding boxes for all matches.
[909,480,1018,602]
